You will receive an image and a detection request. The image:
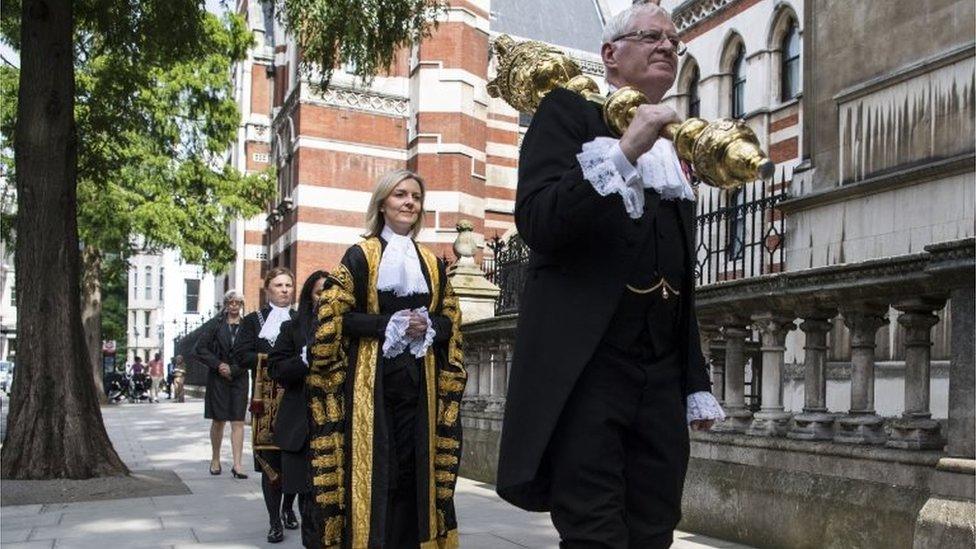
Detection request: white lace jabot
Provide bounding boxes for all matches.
[576,136,695,219]
[378,225,429,297]
[258,304,291,345]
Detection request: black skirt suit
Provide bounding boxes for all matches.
[193,315,248,421]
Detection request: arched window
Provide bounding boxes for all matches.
[731,44,746,118]
[159,267,164,301]
[687,65,701,118]
[145,267,153,300]
[780,20,801,101]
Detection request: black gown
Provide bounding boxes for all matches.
[233,306,298,530]
[309,238,466,549]
[268,318,314,495]
[193,315,248,421]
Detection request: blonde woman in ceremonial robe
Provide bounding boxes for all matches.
[309,169,466,548]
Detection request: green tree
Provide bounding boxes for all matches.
[0,0,274,479]
[272,0,445,89]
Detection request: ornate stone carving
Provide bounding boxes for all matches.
[314,86,409,117]
[672,0,739,34]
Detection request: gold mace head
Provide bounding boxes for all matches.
[486,35,775,190]
[487,35,583,113]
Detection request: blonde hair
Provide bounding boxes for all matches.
[263,266,295,288]
[364,169,426,239]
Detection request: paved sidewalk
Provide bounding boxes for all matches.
[1,399,750,548]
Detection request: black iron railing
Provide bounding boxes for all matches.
[694,170,788,286]
[482,172,789,313]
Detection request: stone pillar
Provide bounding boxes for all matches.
[464,340,482,398]
[789,314,836,440]
[748,314,795,437]
[835,304,888,445]
[449,221,501,324]
[478,342,492,398]
[947,286,975,459]
[700,323,726,402]
[492,340,509,396]
[888,298,946,450]
[714,321,752,433]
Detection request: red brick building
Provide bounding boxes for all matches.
[222,0,609,307]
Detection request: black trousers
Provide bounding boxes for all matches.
[548,346,689,549]
[383,365,421,548]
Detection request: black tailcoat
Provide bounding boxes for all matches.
[496,87,711,511]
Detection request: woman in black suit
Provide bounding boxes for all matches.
[232,267,298,544]
[268,269,329,549]
[193,290,249,477]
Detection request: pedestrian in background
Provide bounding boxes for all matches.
[193,290,249,478]
[148,352,165,403]
[129,356,145,376]
[173,355,186,403]
[233,268,298,543]
[268,269,329,548]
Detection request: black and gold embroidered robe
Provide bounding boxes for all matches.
[310,237,465,549]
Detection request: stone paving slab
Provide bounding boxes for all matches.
[0,399,752,548]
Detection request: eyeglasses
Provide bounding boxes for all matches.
[612,29,686,55]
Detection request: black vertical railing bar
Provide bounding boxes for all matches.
[485,173,790,313]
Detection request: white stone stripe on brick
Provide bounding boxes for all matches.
[294,136,410,161]
[292,185,486,218]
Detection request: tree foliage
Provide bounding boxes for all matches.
[2,3,274,272]
[273,0,446,89]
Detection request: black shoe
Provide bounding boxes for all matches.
[231,468,248,479]
[209,463,221,475]
[282,508,299,530]
[267,521,284,543]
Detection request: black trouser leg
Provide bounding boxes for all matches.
[262,471,283,525]
[282,492,296,513]
[548,348,688,549]
[298,492,319,548]
[383,367,420,548]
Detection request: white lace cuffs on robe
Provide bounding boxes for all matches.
[382,308,436,359]
[686,391,726,424]
[576,137,696,219]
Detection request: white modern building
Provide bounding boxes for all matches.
[0,179,16,363]
[126,250,218,364]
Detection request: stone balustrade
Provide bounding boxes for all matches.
[696,238,973,453]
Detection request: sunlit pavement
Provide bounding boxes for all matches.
[0,398,751,548]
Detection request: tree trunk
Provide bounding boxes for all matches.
[81,246,107,405]
[0,0,128,479]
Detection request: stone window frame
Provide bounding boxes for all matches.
[675,56,702,119]
[768,6,803,104]
[717,32,747,119]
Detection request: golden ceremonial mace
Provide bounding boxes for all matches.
[486,35,775,190]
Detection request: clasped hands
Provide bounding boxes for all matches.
[218,363,233,380]
[403,309,429,340]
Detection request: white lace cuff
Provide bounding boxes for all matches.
[686,391,726,425]
[409,307,436,358]
[382,310,413,359]
[576,137,645,219]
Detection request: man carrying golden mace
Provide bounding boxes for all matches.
[493,2,751,547]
